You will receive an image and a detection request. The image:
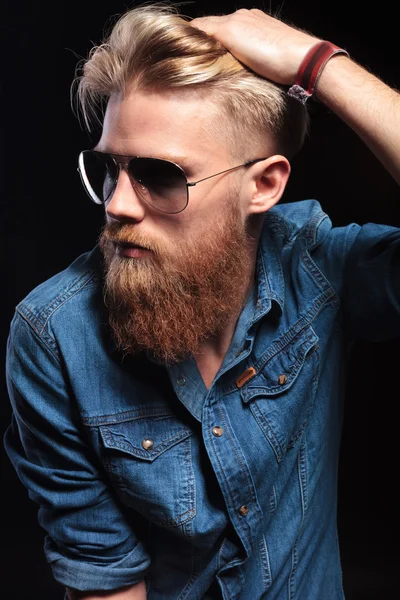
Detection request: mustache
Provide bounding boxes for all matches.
[99,222,161,253]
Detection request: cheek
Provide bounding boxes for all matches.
[186,187,224,220]
[179,211,214,243]
[160,185,238,244]
[167,204,203,235]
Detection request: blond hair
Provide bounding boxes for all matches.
[72,2,309,159]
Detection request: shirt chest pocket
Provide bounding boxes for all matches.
[241,325,319,462]
[99,412,195,528]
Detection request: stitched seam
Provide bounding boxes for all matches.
[207,409,238,521]
[287,353,319,448]
[16,304,48,339]
[183,436,196,520]
[253,296,329,371]
[117,448,194,526]
[260,535,272,590]
[18,274,97,333]
[265,212,292,241]
[42,279,98,331]
[83,407,174,425]
[249,348,318,462]
[251,403,282,462]
[246,338,318,399]
[289,544,298,600]
[220,291,333,397]
[243,326,319,402]
[15,275,97,357]
[206,405,253,548]
[269,486,277,517]
[102,426,191,457]
[303,211,327,245]
[288,440,308,599]
[15,307,61,359]
[218,537,228,571]
[301,249,340,304]
[216,404,257,546]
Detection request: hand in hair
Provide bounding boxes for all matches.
[190,8,320,86]
[192,7,400,185]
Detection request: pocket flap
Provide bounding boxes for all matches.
[241,326,319,402]
[100,415,192,461]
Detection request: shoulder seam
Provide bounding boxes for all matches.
[303,211,330,247]
[16,273,98,354]
[13,309,62,362]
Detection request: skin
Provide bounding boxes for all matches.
[67,583,147,600]
[96,89,290,385]
[191,9,400,184]
[67,8,399,600]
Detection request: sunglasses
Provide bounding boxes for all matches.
[77,150,267,215]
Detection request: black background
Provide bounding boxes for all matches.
[1,1,399,598]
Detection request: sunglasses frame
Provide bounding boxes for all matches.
[78,150,268,215]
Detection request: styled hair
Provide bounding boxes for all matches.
[72,3,309,159]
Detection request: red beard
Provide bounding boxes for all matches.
[99,201,254,364]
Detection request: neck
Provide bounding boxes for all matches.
[196,218,261,360]
[194,255,256,389]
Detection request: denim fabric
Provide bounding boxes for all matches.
[4,199,400,599]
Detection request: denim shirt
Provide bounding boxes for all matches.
[4,200,400,599]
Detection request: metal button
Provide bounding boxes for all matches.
[239,505,249,516]
[142,438,154,450]
[177,377,186,386]
[212,426,223,437]
[278,374,287,385]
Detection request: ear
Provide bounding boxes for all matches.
[246,155,291,216]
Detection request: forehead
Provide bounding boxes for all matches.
[99,89,229,164]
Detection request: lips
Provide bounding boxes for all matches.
[113,240,152,258]
[115,241,148,250]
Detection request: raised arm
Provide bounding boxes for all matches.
[191,9,400,185]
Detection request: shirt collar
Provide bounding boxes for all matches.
[252,223,285,324]
[139,223,285,366]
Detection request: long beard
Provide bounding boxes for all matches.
[99,202,254,364]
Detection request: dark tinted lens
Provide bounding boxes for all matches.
[129,158,188,213]
[82,151,118,204]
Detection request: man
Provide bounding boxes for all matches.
[4,3,399,600]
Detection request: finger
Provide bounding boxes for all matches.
[189,15,229,36]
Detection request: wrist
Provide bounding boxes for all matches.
[288,41,350,104]
[313,53,352,102]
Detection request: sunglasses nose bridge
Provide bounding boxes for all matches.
[119,161,129,173]
[113,160,141,192]
[115,159,141,188]
[103,159,149,221]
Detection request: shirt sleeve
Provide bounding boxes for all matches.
[342,222,400,342]
[4,311,151,592]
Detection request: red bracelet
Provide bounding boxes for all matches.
[288,41,349,104]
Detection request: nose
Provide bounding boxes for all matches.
[105,165,147,223]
